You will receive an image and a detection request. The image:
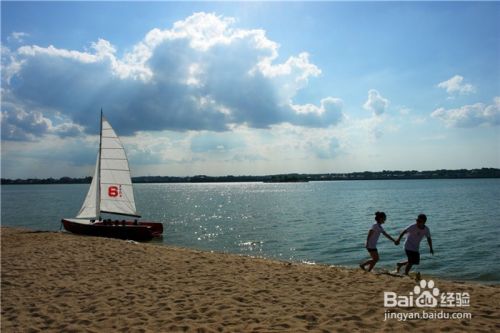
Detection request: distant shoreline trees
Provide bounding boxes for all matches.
[2,168,499,185]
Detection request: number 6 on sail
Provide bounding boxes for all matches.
[61,111,163,241]
[108,186,120,198]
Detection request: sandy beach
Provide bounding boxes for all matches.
[1,227,499,332]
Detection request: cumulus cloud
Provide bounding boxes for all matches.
[290,97,344,127]
[1,89,85,140]
[0,103,84,141]
[1,105,51,141]
[437,75,475,95]
[431,97,500,127]
[363,89,389,116]
[1,12,344,141]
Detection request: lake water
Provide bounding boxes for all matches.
[2,179,499,283]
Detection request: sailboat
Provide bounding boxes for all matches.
[62,112,163,241]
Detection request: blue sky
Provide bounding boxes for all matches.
[1,1,499,178]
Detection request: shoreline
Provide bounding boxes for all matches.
[3,167,499,185]
[2,227,499,332]
[7,227,499,287]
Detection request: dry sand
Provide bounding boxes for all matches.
[1,227,499,332]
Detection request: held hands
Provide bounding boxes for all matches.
[394,240,400,246]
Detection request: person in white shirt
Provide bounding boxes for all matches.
[360,211,398,272]
[395,213,434,275]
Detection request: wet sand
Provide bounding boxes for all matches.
[1,227,499,332]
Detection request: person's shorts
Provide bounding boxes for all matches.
[367,248,378,253]
[405,249,420,265]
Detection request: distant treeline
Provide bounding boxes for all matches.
[2,168,499,185]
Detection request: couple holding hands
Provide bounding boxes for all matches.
[360,211,434,275]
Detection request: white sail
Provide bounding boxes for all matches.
[76,115,139,219]
[76,153,100,219]
[99,117,139,217]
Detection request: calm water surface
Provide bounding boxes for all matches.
[2,179,499,283]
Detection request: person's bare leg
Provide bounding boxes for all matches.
[367,252,379,272]
[405,263,413,275]
[396,261,407,273]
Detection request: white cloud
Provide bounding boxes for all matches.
[431,97,500,127]
[8,32,29,43]
[1,106,51,141]
[309,137,342,160]
[0,100,85,141]
[437,75,475,95]
[257,52,321,82]
[2,12,343,142]
[1,88,85,141]
[0,135,99,178]
[398,107,411,115]
[290,97,344,127]
[363,89,389,116]
[358,116,385,141]
[1,47,24,84]
[121,123,346,176]
[18,44,98,63]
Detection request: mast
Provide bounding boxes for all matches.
[97,109,103,220]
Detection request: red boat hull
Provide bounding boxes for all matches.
[61,219,163,241]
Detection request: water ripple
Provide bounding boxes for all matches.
[2,179,499,283]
